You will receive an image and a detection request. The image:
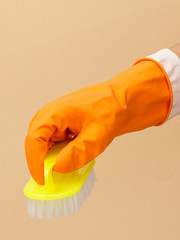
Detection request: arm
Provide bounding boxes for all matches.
[26,45,179,185]
[169,42,180,59]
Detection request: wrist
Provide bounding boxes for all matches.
[108,59,172,136]
[146,48,180,121]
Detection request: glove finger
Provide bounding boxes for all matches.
[28,110,40,129]
[53,122,112,173]
[25,133,49,185]
[25,109,71,185]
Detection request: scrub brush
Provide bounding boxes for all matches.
[24,140,96,219]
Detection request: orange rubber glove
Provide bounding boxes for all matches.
[25,58,172,185]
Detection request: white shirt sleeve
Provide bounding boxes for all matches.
[146,48,180,121]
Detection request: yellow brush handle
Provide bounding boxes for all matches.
[44,140,71,188]
[44,158,55,187]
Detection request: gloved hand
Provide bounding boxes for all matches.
[25,58,172,185]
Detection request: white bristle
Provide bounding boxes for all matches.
[26,168,96,219]
[37,200,45,218]
[72,194,79,211]
[76,192,81,210]
[27,198,35,218]
[55,199,63,219]
[63,198,69,217]
[84,185,89,197]
[67,196,75,214]
[80,191,84,205]
[46,200,54,219]
[27,198,31,216]
[92,169,96,181]
[78,191,83,207]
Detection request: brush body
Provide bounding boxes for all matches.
[24,141,96,219]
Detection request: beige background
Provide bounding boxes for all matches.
[1,1,180,239]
